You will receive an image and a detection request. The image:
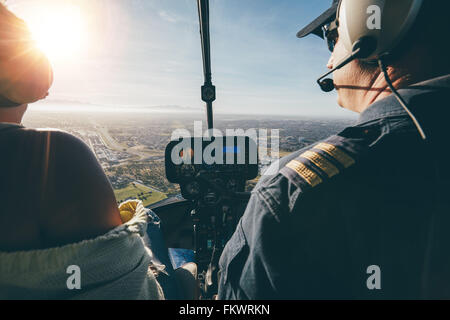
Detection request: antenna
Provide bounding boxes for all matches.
[197,0,215,130]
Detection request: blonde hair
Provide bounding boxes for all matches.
[0,2,53,106]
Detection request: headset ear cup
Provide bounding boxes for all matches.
[352,36,378,59]
[337,0,424,60]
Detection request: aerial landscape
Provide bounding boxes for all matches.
[2,0,447,302]
[23,107,355,207]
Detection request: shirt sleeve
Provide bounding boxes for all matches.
[218,179,295,300]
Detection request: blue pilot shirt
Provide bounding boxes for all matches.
[218,74,450,299]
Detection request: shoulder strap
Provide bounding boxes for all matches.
[280,135,367,192]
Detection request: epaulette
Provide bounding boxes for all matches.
[280,136,365,192]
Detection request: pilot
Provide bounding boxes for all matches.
[218,0,450,299]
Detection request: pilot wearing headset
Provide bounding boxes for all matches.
[218,0,450,299]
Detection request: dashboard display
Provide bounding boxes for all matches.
[165,136,258,184]
[223,146,240,154]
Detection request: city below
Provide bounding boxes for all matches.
[24,108,355,208]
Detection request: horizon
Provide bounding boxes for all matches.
[6,0,354,118]
[26,99,358,120]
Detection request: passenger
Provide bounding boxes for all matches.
[0,3,164,299]
[218,0,450,299]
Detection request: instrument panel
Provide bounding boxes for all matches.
[165,136,259,201]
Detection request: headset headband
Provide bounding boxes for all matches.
[336,0,423,60]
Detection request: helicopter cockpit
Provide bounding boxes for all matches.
[3,0,448,304]
[150,0,260,299]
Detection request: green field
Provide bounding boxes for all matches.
[114,182,167,207]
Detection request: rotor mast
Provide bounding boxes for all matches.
[197,0,215,130]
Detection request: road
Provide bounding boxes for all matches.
[88,118,159,162]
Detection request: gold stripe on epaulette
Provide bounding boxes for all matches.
[314,143,355,168]
[300,150,339,178]
[286,160,322,187]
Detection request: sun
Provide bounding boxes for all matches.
[25,4,86,61]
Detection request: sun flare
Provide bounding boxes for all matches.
[25,4,86,61]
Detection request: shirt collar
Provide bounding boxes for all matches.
[357,74,450,125]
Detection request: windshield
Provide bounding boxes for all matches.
[6,0,355,206]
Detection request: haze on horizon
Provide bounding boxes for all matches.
[7,0,355,118]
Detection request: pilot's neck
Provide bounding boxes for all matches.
[360,71,413,114]
[0,103,27,125]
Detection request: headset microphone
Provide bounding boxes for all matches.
[317,52,364,92]
[316,52,355,92]
[317,37,377,92]
[318,78,335,92]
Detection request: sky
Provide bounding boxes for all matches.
[6,0,356,118]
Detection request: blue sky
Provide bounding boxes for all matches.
[8,0,356,118]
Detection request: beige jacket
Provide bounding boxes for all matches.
[0,200,165,300]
